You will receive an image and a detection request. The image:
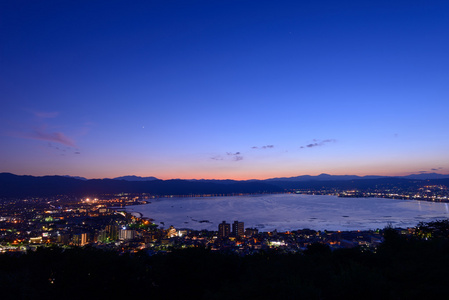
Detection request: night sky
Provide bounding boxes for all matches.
[1,0,448,180]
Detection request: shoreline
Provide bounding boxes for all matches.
[114,194,449,232]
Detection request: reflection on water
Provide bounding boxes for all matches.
[125,194,449,231]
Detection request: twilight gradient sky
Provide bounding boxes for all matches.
[1,0,449,180]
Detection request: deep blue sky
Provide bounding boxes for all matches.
[1,0,448,179]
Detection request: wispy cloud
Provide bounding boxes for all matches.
[227,152,240,156]
[7,129,76,148]
[300,139,336,149]
[29,129,76,147]
[210,155,224,161]
[47,143,80,155]
[211,151,243,162]
[251,145,274,149]
[418,167,444,173]
[227,152,243,161]
[47,143,66,152]
[431,167,443,171]
[33,111,59,119]
[8,111,79,147]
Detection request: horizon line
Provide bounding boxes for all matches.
[2,171,449,181]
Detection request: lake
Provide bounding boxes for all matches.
[124,193,449,231]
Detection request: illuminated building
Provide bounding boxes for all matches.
[218,221,230,238]
[29,237,43,244]
[232,221,244,237]
[105,224,119,240]
[72,233,89,246]
[119,229,136,241]
[166,226,178,238]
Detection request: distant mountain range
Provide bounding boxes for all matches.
[0,173,280,198]
[264,173,382,182]
[265,173,449,181]
[61,172,449,182]
[1,172,448,198]
[112,175,159,181]
[63,175,159,181]
[399,173,449,180]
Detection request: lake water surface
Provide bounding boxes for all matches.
[124,194,449,231]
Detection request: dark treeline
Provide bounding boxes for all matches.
[2,223,449,299]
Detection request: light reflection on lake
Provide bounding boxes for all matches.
[124,194,449,231]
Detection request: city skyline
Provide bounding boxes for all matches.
[1,1,449,180]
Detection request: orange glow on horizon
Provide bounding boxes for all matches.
[13,165,449,181]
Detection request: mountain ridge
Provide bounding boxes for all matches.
[1,172,449,198]
[113,175,159,181]
[11,172,449,182]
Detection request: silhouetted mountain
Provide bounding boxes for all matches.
[0,173,85,197]
[0,173,281,198]
[264,173,449,182]
[400,173,449,180]
[265,173,372,182]
[113,175,159,181]
[63,175,88,181]
[265,173,384,182]
[2,172,449,198]
[266,177,449,191]
[186,179,238,184]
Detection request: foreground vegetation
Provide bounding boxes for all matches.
[1,222,449,299]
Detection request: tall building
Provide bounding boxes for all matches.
[218,221,230,238]
[105,224,119,241]
[232,221,244,237]
[96,230,108,243]
[119,229,136,241]
[72,233,89,246]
